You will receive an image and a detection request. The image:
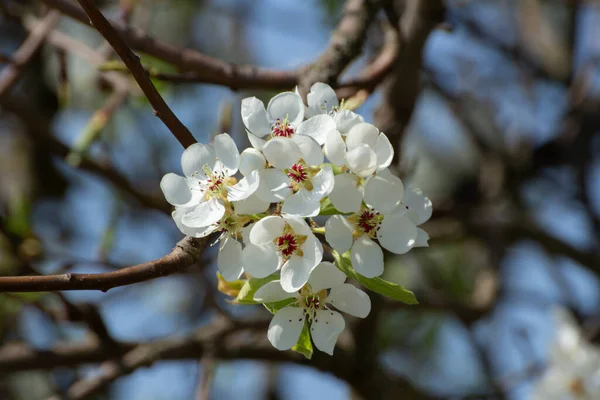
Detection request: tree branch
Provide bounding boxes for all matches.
[40,0,297,90]
[75,0,196,148]
[0,10,61,99]
[0,236,207,292]
[299,0,382,92]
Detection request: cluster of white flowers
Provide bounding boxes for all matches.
[531,308,600,400]
[161,83,432,356]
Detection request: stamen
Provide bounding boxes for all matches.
[287,164,308,183]
[271,118,295,138]
[277,233,298,257]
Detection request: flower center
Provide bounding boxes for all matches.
[195,164,234,200]
[271,118,295,138]
[357,209,381,235]
[287,163,308,183]
[569,378,586,397]
[305,295,320,309]
[277,233,298,257]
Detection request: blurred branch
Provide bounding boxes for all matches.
[74,0,196,148]
[299,0,382,93]
[0,236,207,292]
[40,0,298,90]
[0,100,170,213]
[375,0,445,155]
[0,10,60,99]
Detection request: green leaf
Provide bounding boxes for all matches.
[263,298,296,314]
[333,251,418,305]
[319,196,344,216]
[235,274,279,305]
[292,321,313,359]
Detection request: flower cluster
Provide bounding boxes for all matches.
[531,308,600,400]
[161,83,432,356]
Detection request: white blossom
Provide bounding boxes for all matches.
[402,187,433,247]
[254,261,370,354]
[325,174,418,278]
[304,82,364,134]
[241,92,335,157]
[242,215,323,293]
[324,122,394,177]
[531,308,600,400]
[160,134,259,236]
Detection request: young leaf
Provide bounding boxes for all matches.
[263,298,296,314]
[319,197,344,216]
[333,251,418,305]
[292,320,313,359]
[235,274,279,304]
[216,272,245,298]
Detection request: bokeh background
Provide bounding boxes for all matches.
[1,0,600,399]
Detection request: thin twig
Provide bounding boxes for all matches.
[0,236,207,292]
[75,0,196,148]
[0,10,61,98]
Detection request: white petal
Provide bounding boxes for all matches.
[280,255,315,293]
[239,148,266,176]
[247,130,267,151]
[324,130,346,166]
[181,143,216,178]
[377,214,418,254]
[325,215,354,254]
[263,138,302,169]
[232,194,270,215]
[363,175,404,215]
[334,110,364,134]
[345,144,377,177]
[160,173,192,206]
[291,135,324,166]
[307,82,338,116]
[255,169,292,203]
[327,283,371,318]
[345,122,379,151]
[403,188,433,225]
[268,306,305,351]
[414,227,430,247]
[181,198,225,228]
[241,97,270,137]
[351,235,384,278]
[307,261,346,292]
[281,214,312,236]
[249,215,285,245]
[299,233,324,270]
[282,189,320,217]
[374,133,394,171]
[296,114,336,145]
[254,280,295,302]
[218,236,244,281]
[328,173,362,213]
[266,92,305,127]
[242,242,282,278]
[310,309,345,355]
[213,133,240,175]
[309,166,335,199]
[172,208,215,237]
[241,223,254,244]
[227,169,259,202]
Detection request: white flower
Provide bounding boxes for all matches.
[253,261,371,355]
[241,92,335,155]
[304,82,364,134]
[242,215,323,293]
[254,163,335,218]
[402,187,433,247]
[160,134,260,236]
[325,174,418,278]
[324,122,394,177]
[531,308,600,400]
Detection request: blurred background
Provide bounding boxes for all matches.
[1,0,599,399]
